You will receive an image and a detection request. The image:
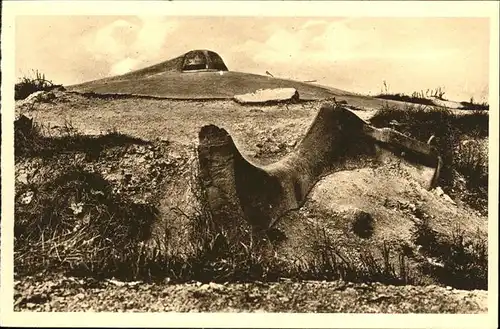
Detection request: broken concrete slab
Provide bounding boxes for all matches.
[197,103,442,231]
[233,88,299,105]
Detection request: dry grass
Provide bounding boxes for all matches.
[412,217,487,290]
[370,103,488,213]
[376,93,435,106]
[460,100,489,112]
[15,165,159,277]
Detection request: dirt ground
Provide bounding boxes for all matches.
[14,273,487,313]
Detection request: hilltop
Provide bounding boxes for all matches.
[67,49,351,100]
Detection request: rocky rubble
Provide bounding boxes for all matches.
[14,273,487,313]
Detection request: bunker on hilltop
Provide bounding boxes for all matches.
[67,49,348,99]
[101,49,230,78]
[181,50,229,72]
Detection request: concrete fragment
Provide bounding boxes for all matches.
[234,88,299,104]
[18,90,56,106]
[197,103,442,230]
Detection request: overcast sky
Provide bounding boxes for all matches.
[16,16,490,102]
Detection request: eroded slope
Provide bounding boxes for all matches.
[14,91,488,304]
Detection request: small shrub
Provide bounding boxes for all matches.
[15,69,63,100]
[375,83,447,105]
[454,138,488,212]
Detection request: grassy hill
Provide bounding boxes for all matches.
[68,70,351,100]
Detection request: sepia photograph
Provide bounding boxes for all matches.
[1,1,499,327]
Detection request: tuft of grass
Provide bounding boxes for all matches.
[15,166,159,278]
[375,83,447,106]
[370,104,488,213]
[375,93,435,106]
[412,218,487,290]
[15,70,63,100]
[301,225,416,285]
[460,97,489,111]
